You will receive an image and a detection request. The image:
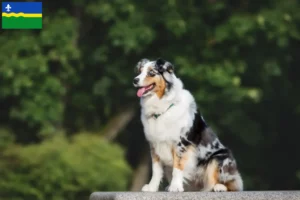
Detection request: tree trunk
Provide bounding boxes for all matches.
[130,152,150,191]
[103,106,136,141]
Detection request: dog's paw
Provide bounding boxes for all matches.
[141,184,158,192]
[213,184,227,192]
[167,183,184,192]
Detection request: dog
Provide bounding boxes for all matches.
[133,58,243,192]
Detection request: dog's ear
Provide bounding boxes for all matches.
[135,58,149,73]
[155,58,174,74]
[166,62,174,73]
[155,58,166,73]
[156,58,165,66]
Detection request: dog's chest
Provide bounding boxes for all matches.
[152,142,173,166]
[143,115,183,143]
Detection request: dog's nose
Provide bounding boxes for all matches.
[133,77,139,84]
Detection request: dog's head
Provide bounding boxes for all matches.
[133,58,175,98]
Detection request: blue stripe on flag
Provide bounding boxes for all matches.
[2,2,42,14]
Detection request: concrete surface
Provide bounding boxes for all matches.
[90,191,300,200]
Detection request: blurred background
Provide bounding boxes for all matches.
[1,0,300,199]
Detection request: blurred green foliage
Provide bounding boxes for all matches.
[0,0,300,198]
[0,133,132,200]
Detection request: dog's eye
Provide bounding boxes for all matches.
[148,70,156,77]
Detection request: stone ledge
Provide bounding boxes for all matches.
[90,191,300,200]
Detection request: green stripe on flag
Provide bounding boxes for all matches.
[2,17,42,29]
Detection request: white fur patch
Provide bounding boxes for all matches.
[213,184,228,192]
[168,168,184,192]
[141,184,157,192]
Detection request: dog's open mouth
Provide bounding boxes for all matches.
[137,83,155,97]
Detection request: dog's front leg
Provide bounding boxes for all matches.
[167,146,189,192]
[141,147,163,192]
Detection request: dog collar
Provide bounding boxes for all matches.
[152,103,174,119]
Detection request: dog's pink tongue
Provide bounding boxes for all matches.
[137,87,146,97]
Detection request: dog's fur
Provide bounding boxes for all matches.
[133,58,243,192]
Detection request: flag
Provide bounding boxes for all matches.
[2,2,42,29]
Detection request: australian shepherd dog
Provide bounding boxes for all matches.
[133,58,243,192]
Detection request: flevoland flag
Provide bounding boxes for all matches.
[2,2,42,29]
